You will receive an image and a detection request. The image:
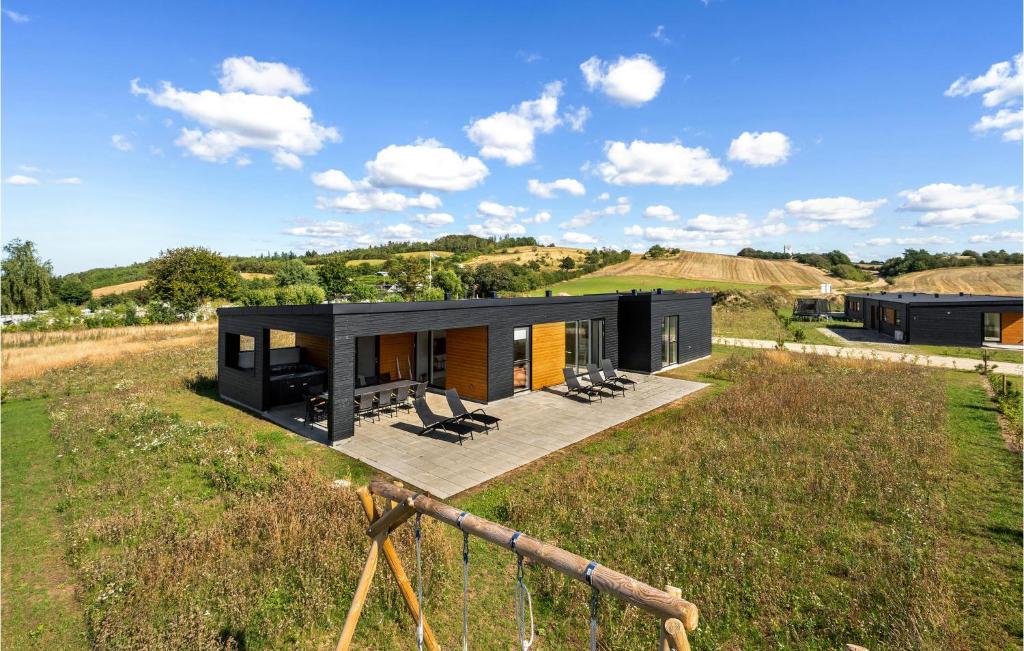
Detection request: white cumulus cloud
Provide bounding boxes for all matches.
[311,169,356,192]
[562,231,597,244]
[414,212,455,227]
[130,58,338,168]
[898,183,1022,228]
[53,177,83,184]
[598,140,730,186]
[527,178,585,198]
[945,53,1023,142]
[580,55,665,106]
[382,223,418,240]
[727,131,792,166]
[560,197,631,229]
[466,82,585,166]
[967,230,1024,244]
[783,196,887,229]
[522,211,552,224]
[316,189,441,213]
[366,139,488,191]
[4,175,40,185]
[218,56,311,96]
[643,205,680,221]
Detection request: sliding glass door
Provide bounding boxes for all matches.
[564,318,605,373]
[661,315,678,366]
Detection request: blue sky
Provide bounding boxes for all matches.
[3,1,1022,274]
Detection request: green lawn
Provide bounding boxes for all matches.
[3,339,1020,648]
[1,400,88,650]
[533,274,776,296]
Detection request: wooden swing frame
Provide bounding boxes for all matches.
[337,480,699,651]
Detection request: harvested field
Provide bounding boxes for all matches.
[467,245,588,269]
[1,321,218,382]
[889,265,1022,295]
[591,251,855,288]
[90,279,149,297]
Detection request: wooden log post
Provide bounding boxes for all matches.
[336,535,380,651]
[354,487,440,651]
[369,480,699,630]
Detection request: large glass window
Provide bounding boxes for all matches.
[661,315,678,366]
[983,313,1001,341]
[564,318,605,373]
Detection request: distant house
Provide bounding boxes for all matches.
[844,292,1023,346]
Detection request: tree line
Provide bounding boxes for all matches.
[736,247,872,281]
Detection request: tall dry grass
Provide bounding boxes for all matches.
[1,321,218,382]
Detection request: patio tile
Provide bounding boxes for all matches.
[267,374,707,499]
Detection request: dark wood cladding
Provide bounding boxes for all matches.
[618,293,712,372]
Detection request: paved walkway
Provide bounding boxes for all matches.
[713,336,1024,375]
[271,374,707,498]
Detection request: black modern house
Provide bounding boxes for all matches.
[217,290,711,441]
[844,291,1023,346]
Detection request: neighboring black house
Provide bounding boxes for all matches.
[217,290,711,441]
[844,291,1023,346]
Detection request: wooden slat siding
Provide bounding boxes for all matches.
[908,303,1016,346]
[531,322,565,390]
[378,333,415,379]
[295,333,330,368]
[1001,312,1023,344]
[446,326,488,401]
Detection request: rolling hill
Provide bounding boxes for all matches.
[888,265,1022,295]
[90,272,273,298]
[466,245,590,270]
[589,251,855,288]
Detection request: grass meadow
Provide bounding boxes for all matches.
[1,326,1020,648]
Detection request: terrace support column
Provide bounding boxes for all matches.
[257,328,271,410]
[329,327,355,442]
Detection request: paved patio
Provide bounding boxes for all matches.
[267,374,708,497]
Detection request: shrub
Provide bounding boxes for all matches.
[239,288,277,307]
[274,259,318,287]
[274,284,325,305]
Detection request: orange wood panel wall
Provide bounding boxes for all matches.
[531,322,565,390]
[295,333,330,368]
[378,333,415,379]
[445,326,488,401]
[1001,312,1023,344]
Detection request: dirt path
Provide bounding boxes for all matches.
[714,336,1024,375]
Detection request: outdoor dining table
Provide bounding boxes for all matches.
[352,379,421,398]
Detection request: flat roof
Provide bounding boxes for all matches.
[218,290,712,317]
[846,292,1023,306]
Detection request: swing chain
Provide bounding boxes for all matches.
[514,553,535,651]
[414,512,423,651]
[585,560,599,651]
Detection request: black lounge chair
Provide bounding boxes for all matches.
[586,364,625,397]
[562,367,602,403]
[306,395,328,427]
[445,388,500,432]
[601,359,637,391]
[413,397,475,445]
